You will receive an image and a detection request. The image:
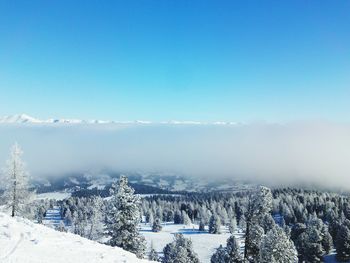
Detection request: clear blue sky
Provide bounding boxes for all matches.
[0,1,349,121]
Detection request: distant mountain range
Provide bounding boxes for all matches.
[0,114,238,125]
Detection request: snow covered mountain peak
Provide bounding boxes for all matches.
[0,114,238,125]
[0,114,42,123]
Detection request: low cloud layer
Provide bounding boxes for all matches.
[0,122,350,189]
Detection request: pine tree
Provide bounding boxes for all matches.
[261,214,275,233]
[64,209,73,226]
[209,214,221,234]
[211,245,228,263]
[336,225,350,261]
[149,248,160,261]
[58,220,66,232]
[260,226,298,263]
[182,211,191,225]
[152,218,162,232]
[210,235,242,263]
[244,186,272,260]
[174,210,182,224]
[107,176,146,258]
[246,224,264,261]
[2,143,32,217]
[226,235,243,263]
[149,212,154,225]
[199,219,205,231]
[162,234,200,263]
[297,227,324,262]
[228,218,237,234]
[37,206,46,224]
[321,226,333,254]
[88,196,104,241]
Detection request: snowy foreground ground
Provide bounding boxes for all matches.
[141,223,245,263]
[0,213,152,263]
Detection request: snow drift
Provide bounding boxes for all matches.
[0,213,152,263]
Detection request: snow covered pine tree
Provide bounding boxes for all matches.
[152,217,162,232]
[106,175,146,258]
[259,225,298,263]
[162,233,200,263]
[211,235,243,263]
[244,186,272,261]
[209,214,221,234]
[1,143,32,217]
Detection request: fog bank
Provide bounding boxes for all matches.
[0,122,350,189]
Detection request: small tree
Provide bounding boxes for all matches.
[149,212,154,225]
[2,143,32,217]
[37,206,46,224]
[162,234,200,263]
[149,248,160,261]
[182,211,191,225]
[57,221,66,232]
[199,219,205,231]
[229,218,237,234]
[210,235,242,263]
[174,210,182,224]
[211,245,228,263]
[209,214,221,234]
[88,196,104,241]
[152,218,162,232]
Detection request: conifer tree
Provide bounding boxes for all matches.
[209,214,221,234]
[162,234,200,263]
[199,219,205,231]
[244,186,272,260]
[226,235,243,263]
[149,248,160,261]
[260,226,298,263]
[336,225,350,262]
[88,196,104,241]
[211,245,228,263]
[228,218,237,234]
[107,176,146,258]
[2,143,32,217]
[152,217,162,232]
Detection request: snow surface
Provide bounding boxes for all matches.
[0,213,153,263]
[36,192,71,201]
[140,223,245,263]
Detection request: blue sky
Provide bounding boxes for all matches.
[0,1,349,122]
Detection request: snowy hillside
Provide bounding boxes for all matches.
[0,213,152,263]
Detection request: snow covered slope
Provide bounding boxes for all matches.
[0,213,152,263]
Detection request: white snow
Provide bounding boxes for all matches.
[36,192,71,201]
[140,223,245,263]
[0,213,153,263]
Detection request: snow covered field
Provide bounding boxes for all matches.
[140,223,245,263]
[0,213,152,263]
